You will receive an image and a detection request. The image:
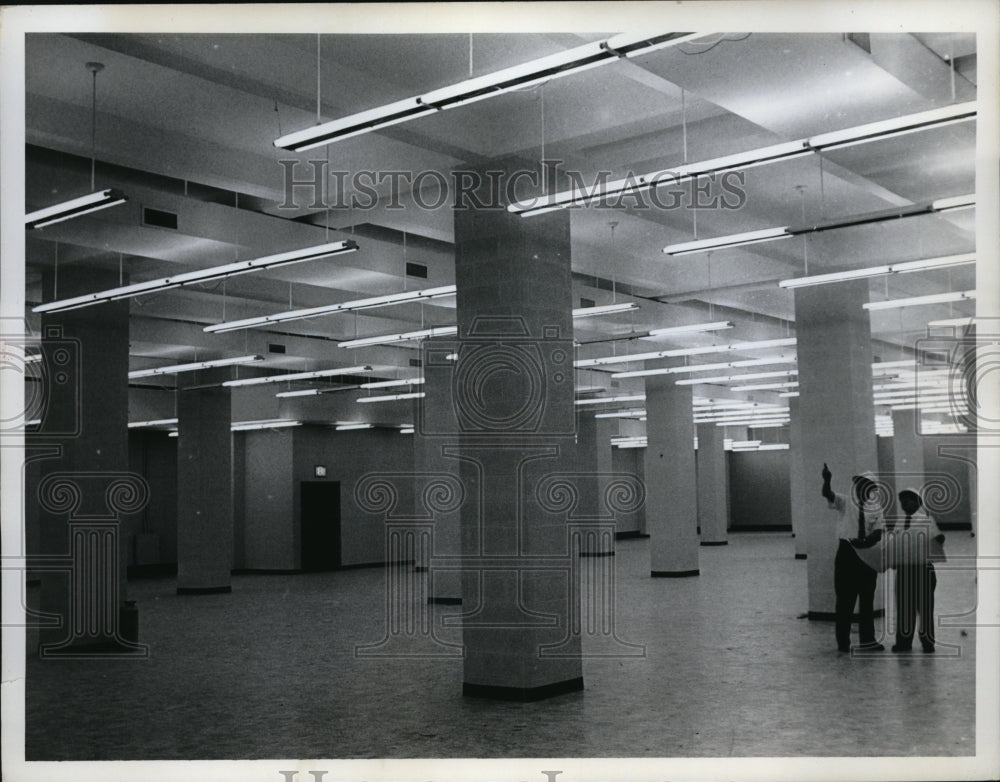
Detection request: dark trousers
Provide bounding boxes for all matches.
[834,539,878,649]
[895,563,936,648]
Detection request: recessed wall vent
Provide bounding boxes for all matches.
[142,206,178,230]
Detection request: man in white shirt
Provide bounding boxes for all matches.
[887,487,944,653]
[821,463,886,653]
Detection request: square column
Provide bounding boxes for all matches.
[891,408,925,490]
[644,361,699,577]
[696,422,728,546]
[452,158,582,700]
[787,398,808,558]
[176,374,233,594]
[793,280,878,618]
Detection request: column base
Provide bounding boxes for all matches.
[176,585,232,595]
[651,569,700,578]
[463,676,584,702]
[700,541,728,547]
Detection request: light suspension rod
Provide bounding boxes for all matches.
[128,354,263,379]
[35,241,358,314]
[205,283,455,333]
[274,32,704,151]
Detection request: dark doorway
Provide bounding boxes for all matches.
[300,481,341,571]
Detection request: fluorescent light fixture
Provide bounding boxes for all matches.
[274,386,363,398]
[575,385,608,395]
[663,227,789,256]
[572,302,639,318]
[167,431,179,438]
[872,360,918,372]
[730,381,800,392]
[644,321,734,338]
[615,355,798,379]
[275,33,701,152]
[737,421,788,429]
[205,284,454,333]
[22,354,43,364]
[676,369,798,386]
[335,423,373,431]
[778,391,800,398]
[356,392,426,403]
[778,252,975,289]
[863,290,975,311]
[575,393,646,406]
[595,409,646,419]
[730,440,762,448]
[223,365,371,388]
[399,428,415,435]
[128,354,263,379]
[806,101,976,150]
[35,241,359,314]
[339,325,457,349]
[231,419,302,432]
[756,443,790,451]
[664,196,975,257]
[25,189,127,230]
[712,419,789,427]
[512,103,976,217]
[575,338,796,368]
[128,418,179,429]
[928,316,978,328]
[359,377,425,390]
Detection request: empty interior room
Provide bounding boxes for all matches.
[9,20,992,764]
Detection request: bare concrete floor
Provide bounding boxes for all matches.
[24,532,976,759]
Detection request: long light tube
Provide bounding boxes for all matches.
[594,409,646,419]
[223,365,371,388]
[335,423,373,431]
[511,102,975,217]
[572,302,639,318]
[339,325,457,349]
[359,377,425,389]
[730,381,800,392]
[676,369,798,386]
[356,392,426,403]
[663,196,975,256]
[575,393,646,406]
[863,290,975,311]
[274,386,361,398]
[612,355,797,379]
[275,33,702,152]
[644,321,734,337]
[231,419,302,432]
[128,354,263,379]
[204,284,455,334]
[127,418,179,429]
[778,252,976,289]
[26,189,127,230]
[575,338,796,368]
[34,241,359,314]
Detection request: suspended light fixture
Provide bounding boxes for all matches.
[359,377,425,390]
[356,392,426,404]
[204,284,454,333]
[223,365,371,388]
[511,102,976,217]
[127,418,179,429]
[335,423,373,431]
[662,196,975,256]
[128,354,263,379]
[675,369,798,386]
[863,290,975,311]
[778,252,975,289]
[35,241,359,314]
[26,62,128,230]
[574,394,646,406]
[574,337,796,368]
[231,419,302,432]
[613,355,798,379]
[274,32,703,151]
[571,302,639,318]
[339,325,457,349]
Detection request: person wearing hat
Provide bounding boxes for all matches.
[821,463,886,652]
[888,487,945,653]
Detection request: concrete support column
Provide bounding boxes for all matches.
[574,411,613,555]
[416,336,462,603]
[176,374,233,594]
[788,398,808,558]
[891,408,925,492]
[452,158,582,700]
[38,267,139,653]
[696,422,728,546]
[644,361,699,577]
[793,280,878,619]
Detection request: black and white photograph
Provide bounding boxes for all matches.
[1,2,998,781]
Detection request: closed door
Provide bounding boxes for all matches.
[300,481,341,571]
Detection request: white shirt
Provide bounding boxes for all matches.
[886,510,944,566]
[829,491,884,542]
